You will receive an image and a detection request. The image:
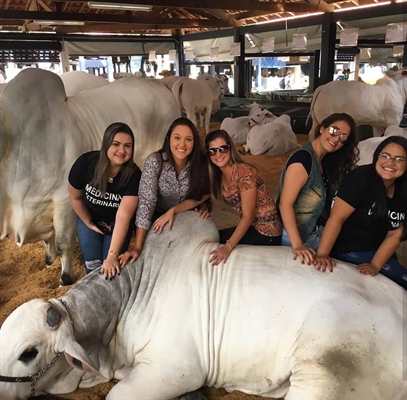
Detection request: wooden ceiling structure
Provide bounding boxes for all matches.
[0,0,400,37]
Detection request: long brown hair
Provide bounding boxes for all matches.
[205,129,245,200]
[314,113,359,188]
[157,117,209,200]
[91,122,137,194]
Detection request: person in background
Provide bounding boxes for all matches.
[314,136,407,289]
[68,122,141,279]
[205,130,282,266]
[119,117,210,267]
[278,113,358,265]
[284,70,292,89]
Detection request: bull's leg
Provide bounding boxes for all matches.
[204,108,211,135]
[107,365,205,400]
[44,234,58,266]
[53,202,76,286]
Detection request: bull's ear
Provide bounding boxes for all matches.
[46,306,61,328]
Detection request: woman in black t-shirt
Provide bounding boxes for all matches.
[68,122,141,279]
[315,136,407,289]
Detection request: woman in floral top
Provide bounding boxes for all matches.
[205,129,282,266]
[119,117,210,266]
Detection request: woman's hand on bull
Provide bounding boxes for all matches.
[195,202,212,220]
[209,245,232,266]
[357,262,381,276]
[313,254,335,272]
[292,245,316,265]
[100,254,121,279]
[118,249,141,267]
[153,208,175,233]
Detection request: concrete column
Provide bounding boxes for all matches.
[319,12,336,86]
[233,28,245,98]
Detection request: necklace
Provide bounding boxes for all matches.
[108,175,114,183]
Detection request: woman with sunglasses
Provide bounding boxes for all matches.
[118,117,210,267]
[314,136,407,289]
[278,113,358,265]
[205,130,282,266]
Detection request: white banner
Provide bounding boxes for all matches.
[339,28,359,47]
[230,43,241,57]
[385,23,407,43]
[210,46,219,59]
[169,49,177,61]
[261,37,275,53]
[185,49,195,60]
[393,45,404,58]
[292,34,307,51]
[148,51,156,61]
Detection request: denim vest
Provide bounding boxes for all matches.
[278,142,326,243]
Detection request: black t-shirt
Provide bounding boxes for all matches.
[68,151,141,225]
[332,165,405,253]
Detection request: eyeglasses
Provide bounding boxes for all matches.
[206,145,231,156]
[328,126,349,143]
[378,152,407,164]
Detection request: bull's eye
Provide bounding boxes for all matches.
[18,347,38,363]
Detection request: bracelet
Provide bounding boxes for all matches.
[226,240,234,251]
[108,250,119,257]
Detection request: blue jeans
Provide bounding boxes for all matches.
[332,250,407,290]
[281,226,322,251]
[76,217,133,274]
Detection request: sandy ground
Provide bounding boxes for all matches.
[1,126,405,400]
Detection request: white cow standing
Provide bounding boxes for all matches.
[357,125,407,166]
[0,69,180,286]
[309,71,407,140]
[172,77,221,134]
[245,114,298,156]
[0,212,406,400]
[59,71,110,96]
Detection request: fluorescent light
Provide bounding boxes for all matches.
[34,20,86,26]
[334,1,391,12]
[87,2,153,11]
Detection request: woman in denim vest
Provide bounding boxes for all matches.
[278,113,358,265]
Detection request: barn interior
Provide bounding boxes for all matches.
[0,2,407,399]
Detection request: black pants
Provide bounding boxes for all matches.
[219,225,281,246]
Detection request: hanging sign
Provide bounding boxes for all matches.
[261,37,275,53]
[169,50,177,61]
[185,49,195,60]
[339,28,359,47]
[393,45,404,58]
[148,51,156,61]
[292,34,307,51]
[230,43,241,57]
[385,23,407,43]
[210,47,219,59]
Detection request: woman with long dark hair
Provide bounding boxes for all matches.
[278,113,359,264]
[205,129,282,266]
[68,122,141,278]
[314,136,407,289]
[119,117,210,266]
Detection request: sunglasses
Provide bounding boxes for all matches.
[378,152,407,164]
[328,126,349,143]
[206,144,231,156]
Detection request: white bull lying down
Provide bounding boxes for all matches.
[221,109,275,144]
[0,68,180,286]
[245,114,298,156]
[1,211,406,400]
[309,71,407,139]
[357,125,407,166]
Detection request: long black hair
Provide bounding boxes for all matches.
[92,122,137,194]
[314,113,359,188]
[204,129,245,200]
[370,135,407,240]
[157,117,209,200]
